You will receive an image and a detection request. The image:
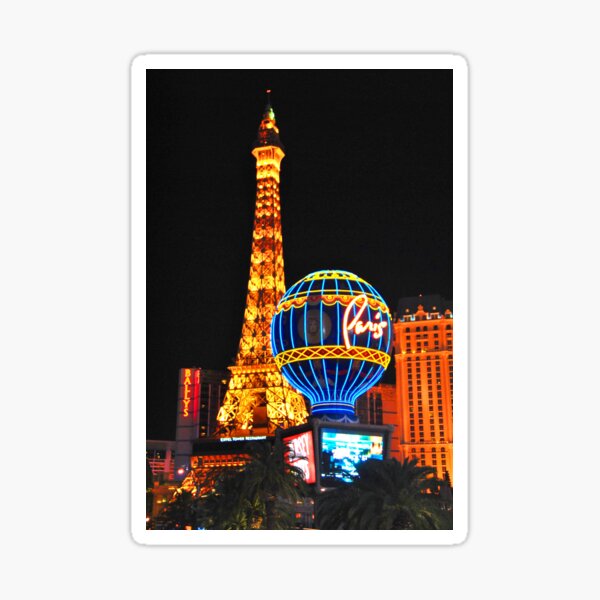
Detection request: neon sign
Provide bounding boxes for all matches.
[342,294,388,349]
[271,270,393,419]
[219,435,267,442]
[180,368,199,418]
[182,369,192,417]
[283,430,316,484]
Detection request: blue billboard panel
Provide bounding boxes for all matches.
[320,428,384,484]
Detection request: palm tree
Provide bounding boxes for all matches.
[316,457,452,530]
[196,467,261,530]
[196,438,308,530]
[154,489,199,530]
[242,438,307,530]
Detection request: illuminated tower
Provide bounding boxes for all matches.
[394,295,453,484]
[216,93,309,436]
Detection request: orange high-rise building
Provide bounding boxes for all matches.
[393,295,453,484]
[355,383,400,460]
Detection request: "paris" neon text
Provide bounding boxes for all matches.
[342,294,388,349]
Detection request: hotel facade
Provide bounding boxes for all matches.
[393,295,453,484]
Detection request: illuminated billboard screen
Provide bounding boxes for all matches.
[283,430,316,484]
[320,428,384,484]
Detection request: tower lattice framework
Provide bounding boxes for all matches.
[216,96,309,436]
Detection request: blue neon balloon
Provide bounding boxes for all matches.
[271,270,393,420]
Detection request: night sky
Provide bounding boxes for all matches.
[147,69,453,440]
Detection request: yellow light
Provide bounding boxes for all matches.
[275,345,391,369]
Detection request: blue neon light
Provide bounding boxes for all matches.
[305,277,325,402]
[271,270,392,419]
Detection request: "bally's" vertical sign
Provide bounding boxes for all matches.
[174,368,201,479]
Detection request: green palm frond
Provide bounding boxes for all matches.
[316,457,452,530]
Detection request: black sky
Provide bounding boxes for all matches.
[146,69,453,440]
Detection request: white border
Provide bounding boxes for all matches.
[131,53,468,545]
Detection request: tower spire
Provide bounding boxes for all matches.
[254,89,283,150]
[216,99,308,436]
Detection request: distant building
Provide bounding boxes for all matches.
[146,440,178,519]
[146,439,176,482]
[355,383,400,460]
[173,368,229,480]
[397,294,452,317]
[393,295,453,484]
[197,369,230,439]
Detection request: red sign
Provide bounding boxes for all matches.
[283,430,316,484]
[180,368,200,419]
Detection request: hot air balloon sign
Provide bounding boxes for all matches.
[271,270,393,421]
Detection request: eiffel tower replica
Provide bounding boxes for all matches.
[216,93,309,437]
